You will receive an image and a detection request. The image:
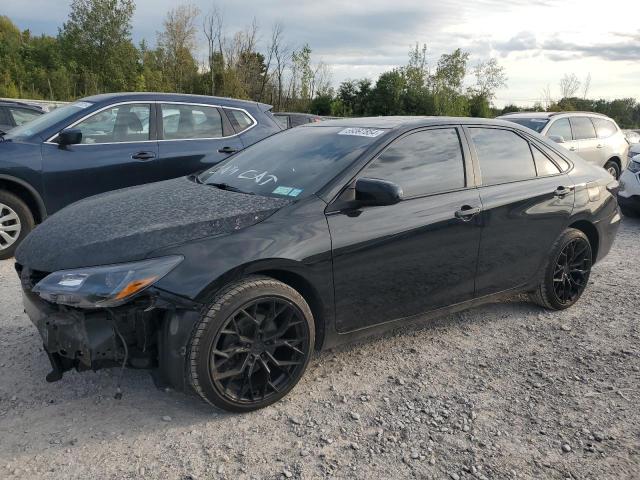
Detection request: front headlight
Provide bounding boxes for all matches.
[33,256,183,308]
[629,156,640,174]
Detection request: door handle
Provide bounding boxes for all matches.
[131,151,155,160]
[554,186,573,198]
[455,205,481,221]
[568,146,577,151]
[596,144,604,149]
[218,146,237,154]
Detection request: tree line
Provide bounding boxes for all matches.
[0,0,638,127]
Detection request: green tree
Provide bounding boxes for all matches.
[432,49,470,116]
[156,4,200,93]
[59,0,138,94]
[370,70,406,115]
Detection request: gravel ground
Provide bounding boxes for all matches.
[0,219,638,480]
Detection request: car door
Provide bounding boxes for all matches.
[545,117,580,154]
[156,103,244,178]
[41,102,159,213]
[465,127,574,296]
[328,127,482,333]
[570,116,601,165]
[590,117,619,164]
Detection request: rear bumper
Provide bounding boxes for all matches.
[594,206,622,263]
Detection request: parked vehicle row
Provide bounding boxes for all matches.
[14,115,620,412]
[499,111,628,179]
[0,93,283,259]
[0,100,44,134]
[272,112,324,129]
[623,129,640,145]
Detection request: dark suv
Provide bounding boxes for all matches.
[0,93,282,259]
[0,100,44,134]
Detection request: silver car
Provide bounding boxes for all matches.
[499,112,629,179]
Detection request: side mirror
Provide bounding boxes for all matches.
[57,128,82,147]
[548,135,565,144]
[355,177,403,207]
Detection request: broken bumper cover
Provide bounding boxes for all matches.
[19,266,202,391]
[24,289,120,380]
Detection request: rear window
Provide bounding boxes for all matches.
[503,117,549,133]
[199,126,386,198]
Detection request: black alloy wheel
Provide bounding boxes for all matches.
[551,237,592,305]
[188,276,315,412]
[531,228,592,310]
[210,297,309,404]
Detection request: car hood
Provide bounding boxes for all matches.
[16,177,291,272]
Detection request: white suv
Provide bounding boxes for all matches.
[618,153,640,217]
[499,112,629,179]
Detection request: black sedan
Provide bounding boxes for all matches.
[16,117,620,412]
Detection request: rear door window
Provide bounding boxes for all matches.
[592,118,617,138]
[469,128,536,185]
[362,128,465,197]
[161,104,223,140]
[570,117,597,140]
[546,118,573,141]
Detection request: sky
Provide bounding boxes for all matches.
[4,0,640,107]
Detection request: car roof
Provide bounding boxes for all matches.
[79,92,271,110]
[0,100,44,111]
[304,116,520,130]
[499,111,611,119]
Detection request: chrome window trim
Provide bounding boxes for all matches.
[44,100,257,145]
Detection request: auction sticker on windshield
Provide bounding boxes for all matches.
[338,127,385,138]
[272,186,303,197]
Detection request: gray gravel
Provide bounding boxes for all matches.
[1,218,639,479]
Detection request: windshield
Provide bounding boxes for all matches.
[198,126,386,198]
[4,101,93,141]
[502,117,549,133]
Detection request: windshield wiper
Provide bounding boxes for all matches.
[207,182,254,195]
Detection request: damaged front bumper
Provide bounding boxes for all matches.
[18,264,202,392]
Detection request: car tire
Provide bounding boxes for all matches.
[604,160,620,179]
[620,205,640,218]
[187,275,315,412]
[530,228,592,310]
[0,190,35,261]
